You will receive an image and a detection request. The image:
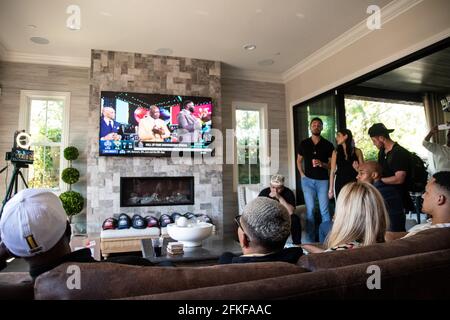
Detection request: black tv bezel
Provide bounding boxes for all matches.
[98,91,214,158]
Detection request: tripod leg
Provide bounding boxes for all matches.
[0,165,8,174]
[18,171,29,189]
[1,169,19,217]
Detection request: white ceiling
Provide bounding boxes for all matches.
[1,0,395,77]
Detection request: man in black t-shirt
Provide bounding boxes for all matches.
[258,174,301,244]
[368,123,413,213]
[296,118,334,243]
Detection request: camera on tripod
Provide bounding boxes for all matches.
[1,130,34,218]
[5,130,34,166]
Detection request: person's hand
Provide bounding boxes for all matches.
[269,191,278,198]
[328,190,334,199]
[102,132,116,140]
[312,159,322,167]
[112,133,122,141]
[429,125,439,135]
[152,126,163,134]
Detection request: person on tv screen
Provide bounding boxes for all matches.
[100,106,122,140]
[177,100,202,143]
[138,106,171,142]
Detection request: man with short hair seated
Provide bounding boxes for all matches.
[219,197,303,264]
[357,161,406,232]
[0,189,155,279]
[386,171,450,240]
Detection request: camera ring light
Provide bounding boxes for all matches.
[16,132,32,149]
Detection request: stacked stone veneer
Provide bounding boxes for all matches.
[87,50,222,234]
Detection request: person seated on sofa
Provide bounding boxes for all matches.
[258,174,302,245]
[302,182,389,253]
[219,197,303,264]
[0,189,157,279]
[319,161,406,243]
[386,171,450,240]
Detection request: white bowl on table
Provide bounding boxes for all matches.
[166,221,213,247]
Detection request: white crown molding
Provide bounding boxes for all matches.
[0,49,90,68]
[282,0,424,83]
[222,67,284,84]
[288,27,450,108]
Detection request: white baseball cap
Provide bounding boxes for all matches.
[0,189,68,257]
[270,174,285,187]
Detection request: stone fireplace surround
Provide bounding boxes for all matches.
[87,50,222,234]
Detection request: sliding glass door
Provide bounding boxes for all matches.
[293,91,342,204]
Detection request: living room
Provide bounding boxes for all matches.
[0,0,450,305]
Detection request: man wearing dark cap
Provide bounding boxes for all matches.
[368,123,413,213]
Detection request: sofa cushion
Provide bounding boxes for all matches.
[34,261,308,300]
[123,249,450,300]
[298,227,450,271]
[0,272,34,300]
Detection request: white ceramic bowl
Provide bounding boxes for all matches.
[166,222,213,247]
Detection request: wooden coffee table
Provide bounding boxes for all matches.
[141,235,242,266]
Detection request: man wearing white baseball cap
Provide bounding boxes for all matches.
[0,189,156,278]
[258,174,302,245]
[0,189,95,278]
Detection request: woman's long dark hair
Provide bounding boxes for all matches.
[337,128,355,160]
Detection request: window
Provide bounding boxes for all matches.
[345,97,428,161]
[232,102,269,191]
[19,91,71,191]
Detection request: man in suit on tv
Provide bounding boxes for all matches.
[176,100,202,143]
[100,107,122,140]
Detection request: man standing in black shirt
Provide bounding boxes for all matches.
[368,123,413,213]
[296,118,334,243]
[259,174,302,244]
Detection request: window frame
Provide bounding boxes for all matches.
[18,90,71,192]
[231,101,269,193]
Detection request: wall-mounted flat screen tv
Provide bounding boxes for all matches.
[99,91,213,156]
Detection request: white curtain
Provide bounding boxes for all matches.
[423,93,446,145]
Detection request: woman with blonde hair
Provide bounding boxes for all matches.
[302,182,389,253]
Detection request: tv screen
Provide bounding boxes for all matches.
[99,91,213,156]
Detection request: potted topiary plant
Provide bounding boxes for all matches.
[60,146,84,230]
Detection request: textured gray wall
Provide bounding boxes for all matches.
[221,77,287,235]
[0,61,90,226]
[87,50,223,233]
[0,59,288,238]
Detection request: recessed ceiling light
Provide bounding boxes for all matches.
[258,59,274,66]
[30,37,49,45]
[100,11,112,17]
[155,48,174,56]
[243,44,256,51]
[296,13,305,19]
[27,24,37,29]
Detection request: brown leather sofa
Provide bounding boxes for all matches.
[1,228,449,300]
